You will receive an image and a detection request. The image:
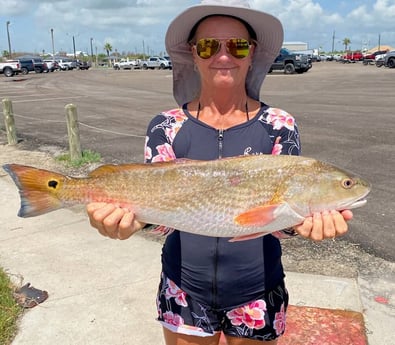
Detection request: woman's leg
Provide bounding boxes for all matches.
[225,335,278,345]
[163,328,279,345]
[163,327,221,345]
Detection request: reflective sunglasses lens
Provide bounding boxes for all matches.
[226,38,250,58]
[196,38,220,59]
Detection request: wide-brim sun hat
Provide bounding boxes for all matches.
[165,0,284,106]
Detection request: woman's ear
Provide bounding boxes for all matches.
[191,44,199,65]
[249,43,256,60]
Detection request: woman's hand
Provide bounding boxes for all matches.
[86,202,145,240]
[294,210,353,241]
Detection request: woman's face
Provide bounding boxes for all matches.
[192,16,254,92]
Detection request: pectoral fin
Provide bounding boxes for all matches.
[234,204,281,227]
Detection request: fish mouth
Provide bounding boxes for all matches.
[347,198,368,209]
[338,188,371,210]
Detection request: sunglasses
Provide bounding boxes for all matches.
[194,38,252,59]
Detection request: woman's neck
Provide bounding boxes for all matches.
[189,95,259,130]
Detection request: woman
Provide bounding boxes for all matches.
[87,1,352,344]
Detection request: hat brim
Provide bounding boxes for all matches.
[165,4,284,106]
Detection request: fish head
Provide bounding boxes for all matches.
[287,161,371,215]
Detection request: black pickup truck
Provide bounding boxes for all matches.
[269,48,312,74]
[18,57,48,74]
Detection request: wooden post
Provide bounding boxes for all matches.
[2,98,18,145]
[65,104,82,161]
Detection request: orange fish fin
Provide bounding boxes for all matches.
[229,232,271,242]
[88,163,150,177]
[234,204,282,226]
[88,160,196,178]
[3,164,65,218]
[149,225,175,236]
[88,164,119,177]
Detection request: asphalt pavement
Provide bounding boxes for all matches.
[0,147,394,345]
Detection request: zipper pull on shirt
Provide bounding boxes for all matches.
[218,129,224,159]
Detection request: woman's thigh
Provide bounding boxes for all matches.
[163,328,279,345]
[163,327,221,345]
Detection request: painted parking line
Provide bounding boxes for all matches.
[4,96,89,103]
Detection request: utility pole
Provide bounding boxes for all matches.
[90,37,94,65]
[73,35,76,58]
[378,33,381,51]
[51,28,55,59]
[332,30,335,53]
[6,21,12,58]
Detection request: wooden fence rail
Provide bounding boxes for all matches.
[2,99,82,161]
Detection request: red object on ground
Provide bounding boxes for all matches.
[374,296,389,304]
[218,305,367,345]
[279,305,367,345]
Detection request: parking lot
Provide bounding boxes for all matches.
[1,62,394,263]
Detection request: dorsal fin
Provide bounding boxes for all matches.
[88,159,195,178]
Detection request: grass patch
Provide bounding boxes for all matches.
[0,267,23,345]
[55,149,101,167]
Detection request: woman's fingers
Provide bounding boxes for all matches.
[86,203,143,240]
[294,210,352,241]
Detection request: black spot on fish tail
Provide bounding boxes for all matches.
[48,180,58,189]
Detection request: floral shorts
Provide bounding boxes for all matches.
[156,272,289,341]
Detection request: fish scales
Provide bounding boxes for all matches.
[2,155,371,240]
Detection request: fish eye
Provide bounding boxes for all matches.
[341,178,354,189]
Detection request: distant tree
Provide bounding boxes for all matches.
[104,43,112,58]
[2,50,10,58]
[343,38,351,51]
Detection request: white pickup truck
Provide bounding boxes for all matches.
[0,60,21,77]
[141,56,171,70]
[113,58,141,70]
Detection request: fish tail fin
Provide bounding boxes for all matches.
[3,164,66,217]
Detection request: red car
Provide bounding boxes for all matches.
[341,51,364,62]
[364,50,388,60]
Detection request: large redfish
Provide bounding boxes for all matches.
[3,155,370,241]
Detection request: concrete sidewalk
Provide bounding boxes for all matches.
[0,172,394,345]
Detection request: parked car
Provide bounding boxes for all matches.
[141,56,172,70]
[375,51,395,68]
[341,51,364,63]
[319,54,330,61]
[76,60,90,70]
[363,50,388,65]
[384,51,395,68]
[56,58,77,70]
[113,59,139,70]
[268,48,311,74]
[163,56,172,69]
[332,54,342,61]
[18,57,48,74]
[0,60,21,77]
[43,59,59,72]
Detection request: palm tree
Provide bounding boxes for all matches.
[104,42,112,57]
[343,38,351,51]
[104,42,113,67]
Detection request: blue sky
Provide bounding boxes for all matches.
[1,0,394,57]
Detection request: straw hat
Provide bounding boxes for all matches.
[165,0,284,106]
